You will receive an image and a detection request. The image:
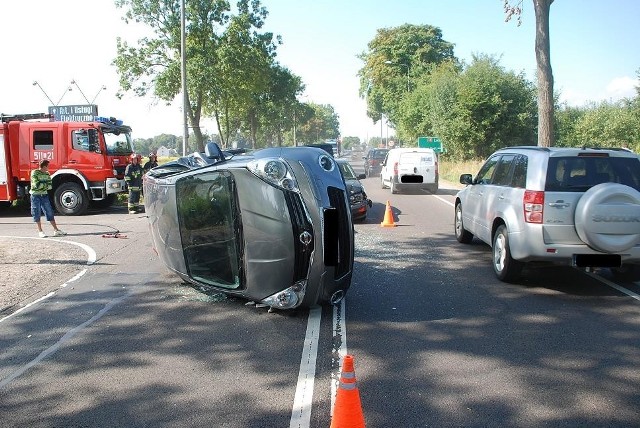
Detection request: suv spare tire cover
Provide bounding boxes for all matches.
[574,183,640,253]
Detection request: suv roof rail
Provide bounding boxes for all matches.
[501,146,550,152]
[0,113,53,123]
[579,146,633,152]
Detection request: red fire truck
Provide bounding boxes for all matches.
[0,113,134,215]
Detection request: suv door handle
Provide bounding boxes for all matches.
[548,201,570,208]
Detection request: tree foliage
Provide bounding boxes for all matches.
[556,101,639,151]
[357,24,457,135]
[113,0,304,151]
[397,55,537,160]
[294,103,340,145]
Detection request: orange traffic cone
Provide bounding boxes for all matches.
[330,355,365,428]
[380,200,396,227]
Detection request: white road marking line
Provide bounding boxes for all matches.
[0,288,134,389]
[433,194,455,207]
[0,236,96,324]
[0,270,87,323]
[331,298,347,416]
[289,305,322,428]
[585,271,640,302]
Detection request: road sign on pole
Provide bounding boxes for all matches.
[418,137,443,153]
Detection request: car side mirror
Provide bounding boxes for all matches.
[459,174,473,185]
[358,173,366,179]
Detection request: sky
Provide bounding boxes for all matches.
[1,0,638,141]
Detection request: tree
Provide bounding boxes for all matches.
[437,56,537,159]
[358,24,457,135]
[341,136,361,150]
[505,0,555,147]
[113,0,279,151]
[556,101,639,150]
[295,103,340,144]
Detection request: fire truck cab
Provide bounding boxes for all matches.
[0,113,134,215]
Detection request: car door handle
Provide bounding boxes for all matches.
[548,201,570,208]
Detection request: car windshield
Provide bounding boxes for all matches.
[338,161,357,180]
[103,129,134,156]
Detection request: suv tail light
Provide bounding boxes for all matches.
[523,190,544,223]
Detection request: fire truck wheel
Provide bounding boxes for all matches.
[54,182,89,216]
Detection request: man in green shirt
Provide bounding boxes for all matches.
[30,159,66,238]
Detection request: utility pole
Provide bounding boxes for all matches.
[180,0,189,155]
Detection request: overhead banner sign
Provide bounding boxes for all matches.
[48,104,98,122]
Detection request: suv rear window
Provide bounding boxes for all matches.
[369,150,388,159]
[545,156,640,192]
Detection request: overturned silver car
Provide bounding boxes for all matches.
[143,143,354,310]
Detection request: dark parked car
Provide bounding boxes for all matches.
[336,159,371,222]
[363,148,389,177]
[143,143,354,310]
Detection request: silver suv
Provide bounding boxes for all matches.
[454,146,640,282]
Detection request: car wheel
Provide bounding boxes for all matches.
[54,182,89,216]
[390,180,397,194]
[454,203,474,244]
[492,224,523,283]
[611,265,640,282]
[381,175,387,189]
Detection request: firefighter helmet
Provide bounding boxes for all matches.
[130,153,140,161]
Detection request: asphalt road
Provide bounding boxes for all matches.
[1,155,639,427]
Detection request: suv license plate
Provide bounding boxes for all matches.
[573,254,621,268]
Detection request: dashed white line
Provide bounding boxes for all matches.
[330,298,347,416]
[0,288,134,389]
[0,236,96,323]
[289,305,322,428]
[433,194,455,208]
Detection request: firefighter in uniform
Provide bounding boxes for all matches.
[124,153,144,214]
[143,152,158,173]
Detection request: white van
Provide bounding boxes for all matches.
[380,147,438,194]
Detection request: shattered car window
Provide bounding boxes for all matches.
[176,171,242,289]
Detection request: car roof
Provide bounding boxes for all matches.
[497,146,637,157]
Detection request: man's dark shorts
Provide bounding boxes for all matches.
[31,194,55,222]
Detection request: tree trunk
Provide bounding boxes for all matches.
[534,0,555,147]
[186,92,205,152]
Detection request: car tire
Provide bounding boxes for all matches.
[390,180,398,194]
[381,175,387,189]
[54,182,89,216]
[611,264,640,282]
[455,203,474,244]
[492,224,523,283]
